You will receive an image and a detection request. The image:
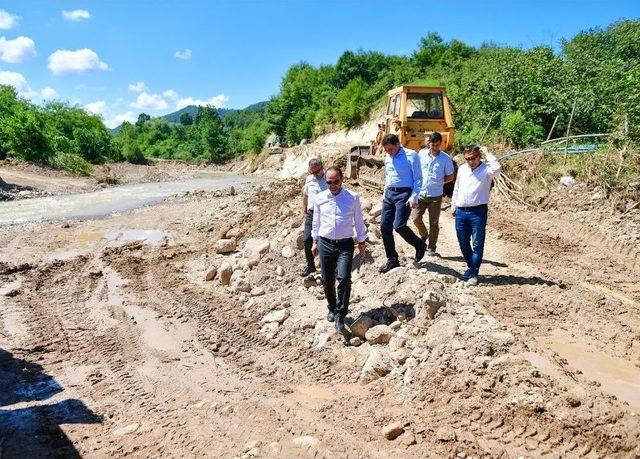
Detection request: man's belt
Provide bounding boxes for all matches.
[387,186,412,192]
[319,236,353,244]
[457,204,488,211]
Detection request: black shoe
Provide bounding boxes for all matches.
[335,314,345,332]
[378,258,400,274]
[299,266,316,277]
[327,311,335,322]
[414,242,426,263]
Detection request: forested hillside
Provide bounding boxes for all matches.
[1,19,637,173]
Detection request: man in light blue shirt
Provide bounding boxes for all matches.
[312,166,367,332]
[411,132,455,256]
[378,133,427,273]
[300,158,327,277]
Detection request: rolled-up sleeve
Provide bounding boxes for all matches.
[409,153,422,204]
[311,199,320,241]
[353,194,367,243]
[485,153,501,177]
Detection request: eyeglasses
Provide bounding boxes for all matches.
[465,156,480,162]
[310,168,323,175]
[326,179,341,185]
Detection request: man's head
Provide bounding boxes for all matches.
[308,158,324,179]
[464,145,482,170]
[325,166,343,195]
[428,132,442,154]
[381,133,401,156]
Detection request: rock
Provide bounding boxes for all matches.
[303,277,317,288]
[232,278,251,293]
[560,176,576,187]
[294,229,305,250]
[390,321,402,331]
[360,349,392,382]
[281,245,294,258]
[112,423,140,436]
[390,348,411,365]
[436,426,457,442]
[365,324,394,345]
[244,238,271,267]
[275,265,285,276]
[228,185,236,196]
[292,436,319,449]
[226,227,241,239]
[261,309,290,324]
[369,203,383,218]
[388,336,406,352]
[422,291,445,319]
[312,321,333,348]
[250,287,265,296]
[260,322,279,339]
[215,239,236,254]
[424,319,458,349]
[402,433,417,446]
[382,422,404,440]
[350,314,375,338]
[349,337,363,346]
[230,269,245,284]
[219,263,233,286]
[204,265,217,281]
[361,199,373,213]
[243,441,260,453]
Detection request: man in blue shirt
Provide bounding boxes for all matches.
[378,134,427,273]
[412,132,455,256]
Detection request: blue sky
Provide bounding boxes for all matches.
[0,1,638,127]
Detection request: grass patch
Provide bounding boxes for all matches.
[48,153,93,176]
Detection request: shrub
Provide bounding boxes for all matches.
[48,153,93,176]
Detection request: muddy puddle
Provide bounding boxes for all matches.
[534,334,640,410]
[0,172,260,225]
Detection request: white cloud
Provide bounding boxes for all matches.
[105,111,136,129]
[48,48,108,75]
[41,87,58,100]
[85,100,108,116]
[131,92,168,111]
[174,48,192,60]
[62,9,91,21]
[176,94,229,110]
[128,81,147,93]
[0,10,20,30]
[0,70,35,97]
[0,36,36,63]
[162,89,178,100]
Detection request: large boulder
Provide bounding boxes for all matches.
[244,238,271,267]
[365,324,394,345]
[215,239,236,254]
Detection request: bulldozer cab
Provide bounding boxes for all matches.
[384,86,454,152]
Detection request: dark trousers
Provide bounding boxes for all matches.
[318,237,354,316]
[455,205,488,275]
[303,209,315,269]
[381,189,424,260]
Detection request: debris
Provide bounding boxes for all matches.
[365,324,394,345]
[560,176,576,187]
[382,422,404,440]
[281,245,294,258]
[261,309,289,324]
[215,238,237,254]
[350,314,375,338]
[204,265,217,281]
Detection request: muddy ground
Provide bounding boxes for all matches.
[0,156,639,458]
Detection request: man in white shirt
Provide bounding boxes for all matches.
[451,145,501,285]
[300,158,327,277]
[312,166,367,332]
[412,132,455,256]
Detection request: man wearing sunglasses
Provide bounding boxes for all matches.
[300,158,327,277]
[378,133,426,274]
[451,145,501,285]
[311,166,367,332]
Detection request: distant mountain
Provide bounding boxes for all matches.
[109,101,266,134]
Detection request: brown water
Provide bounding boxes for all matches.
[537,334,640,410]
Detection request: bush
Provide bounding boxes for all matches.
[48,153,93,176]
[122,142,146,164]
[499,111,545,147]
[336,78,369,128]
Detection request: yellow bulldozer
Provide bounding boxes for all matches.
[345,85,455,191]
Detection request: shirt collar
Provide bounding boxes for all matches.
[328,188,343,198]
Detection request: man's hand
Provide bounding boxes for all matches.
[410,202,418,209]
[312,242,318,257]
[452,209,456,217]
[358,242,366,257]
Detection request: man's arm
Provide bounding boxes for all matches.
[353,195,367,243]
[311,199,321,256]
[481,147,501,177]
[444,156,455,183]
[302,195,308,215]
[409,153,422,205]
[451,174,460,215]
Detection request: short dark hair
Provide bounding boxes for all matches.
[325,166,343,179]
[429,132,442,143]
[464,144,481,154]
[381,133,400,146]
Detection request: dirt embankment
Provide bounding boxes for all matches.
[1,144,640,457]
[0,159,220,201]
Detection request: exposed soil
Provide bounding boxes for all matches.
[1,151,639,458]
